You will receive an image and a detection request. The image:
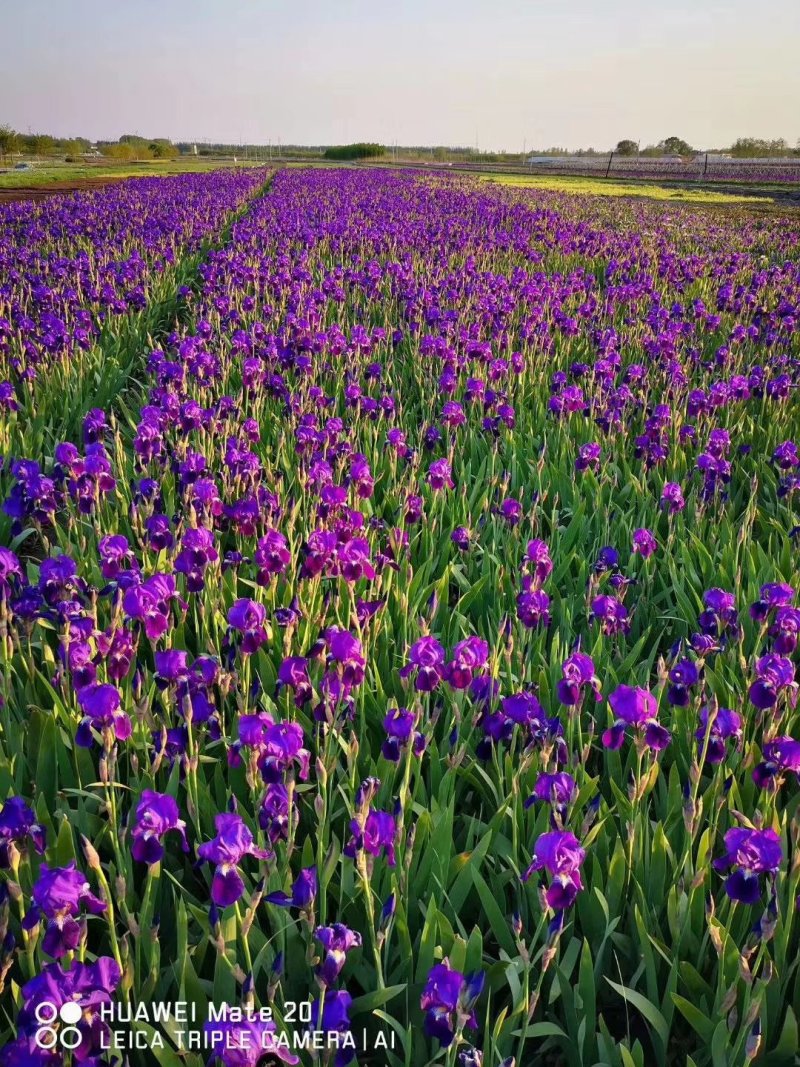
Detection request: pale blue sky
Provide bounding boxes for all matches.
[3,0,799,149]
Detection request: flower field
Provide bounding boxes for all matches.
[1,167,800,1066]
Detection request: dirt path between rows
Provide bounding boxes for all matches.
[0,176,129,203]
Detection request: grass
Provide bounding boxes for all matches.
[478,172,774,205]
[0,158,264,189]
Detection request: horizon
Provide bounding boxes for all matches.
[3,0,798,151]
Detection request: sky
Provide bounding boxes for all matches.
[2,0,799,151]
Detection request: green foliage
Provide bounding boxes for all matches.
[661,136,694,156]
[323,142,385,160]
[0,123,19,159]
[729,137,795,158]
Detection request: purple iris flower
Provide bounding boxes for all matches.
[253,528,291,585]
[145,514,174,551]
[575,442,601,472]
[524,539,553,585]
[0,547,24,600]
[476,689,564,761]
[309,991,354,1067]
[556,652,601,706]
[521,830,586,910]
[770,606,800,655]
[97,534,138,581]
[38,555,81,607]
[458,1049,484,1067]
[258,782,296,843]
[713,828,782,904]
[632,528,658,558]
[228,712,274,765]
[174,526,218,592]
[227,598,270,655]
[752,737,800,790]
[23,862,106,958]
[667,658,700,706]
[405,493,424,523]
[421,962,484,1048]
[444,637,489,690]
[602,685,670,751]
[594,546,619,574]
[773,441,799,470]
[591,595,630,636]
[441,400,466,427]
[344,810,396,867]
[326,627,367,687]
[276,656,313,706]
[257,721,311,783]
[427,458,454,491]
[661,482,686,512]
[357,597,386,626]
[381,706,418,761]
[698,588,739,640]
[0,797,46,868]
[75,683,132,747]
[123,572,185,640]
[202,1018,299,1066]
[524,772,577,811]
[314,923,363,986]
[130,790,188,864]
[7,956,120,1064]
[197,814,272,907]
[265,866,317,909]
[749,582,795,622]
[400,636,446,692]
[517,587,551,629]
[696,707,742,764]
[451,526,471,551]
[499,497,522,525]
[300,529,338,578]
[335,537,376,582]
[154,649,188,683]
[749,654,796,709]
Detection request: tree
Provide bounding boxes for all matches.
[730,137,791,158]
[614,139,638,156]
[27,133,55,156]
[323,143,384,161]
[0,124,19,161]
[149,139,179,159]
[103,142,138,161]
[60,139,86,158]
[661,136,693,156]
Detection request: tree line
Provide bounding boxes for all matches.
[0,126,180,162]
[613,135,800,158]
[2,124,799,166]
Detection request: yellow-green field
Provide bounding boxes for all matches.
[479,172,773,205]
[0,158,264,190]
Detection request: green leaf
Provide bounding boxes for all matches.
[605,977,669,1047]
[351,984,406,1016]
[670,994,714,1044]
[472,868,516,956]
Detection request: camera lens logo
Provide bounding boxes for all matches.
[34,1000,83,1050]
